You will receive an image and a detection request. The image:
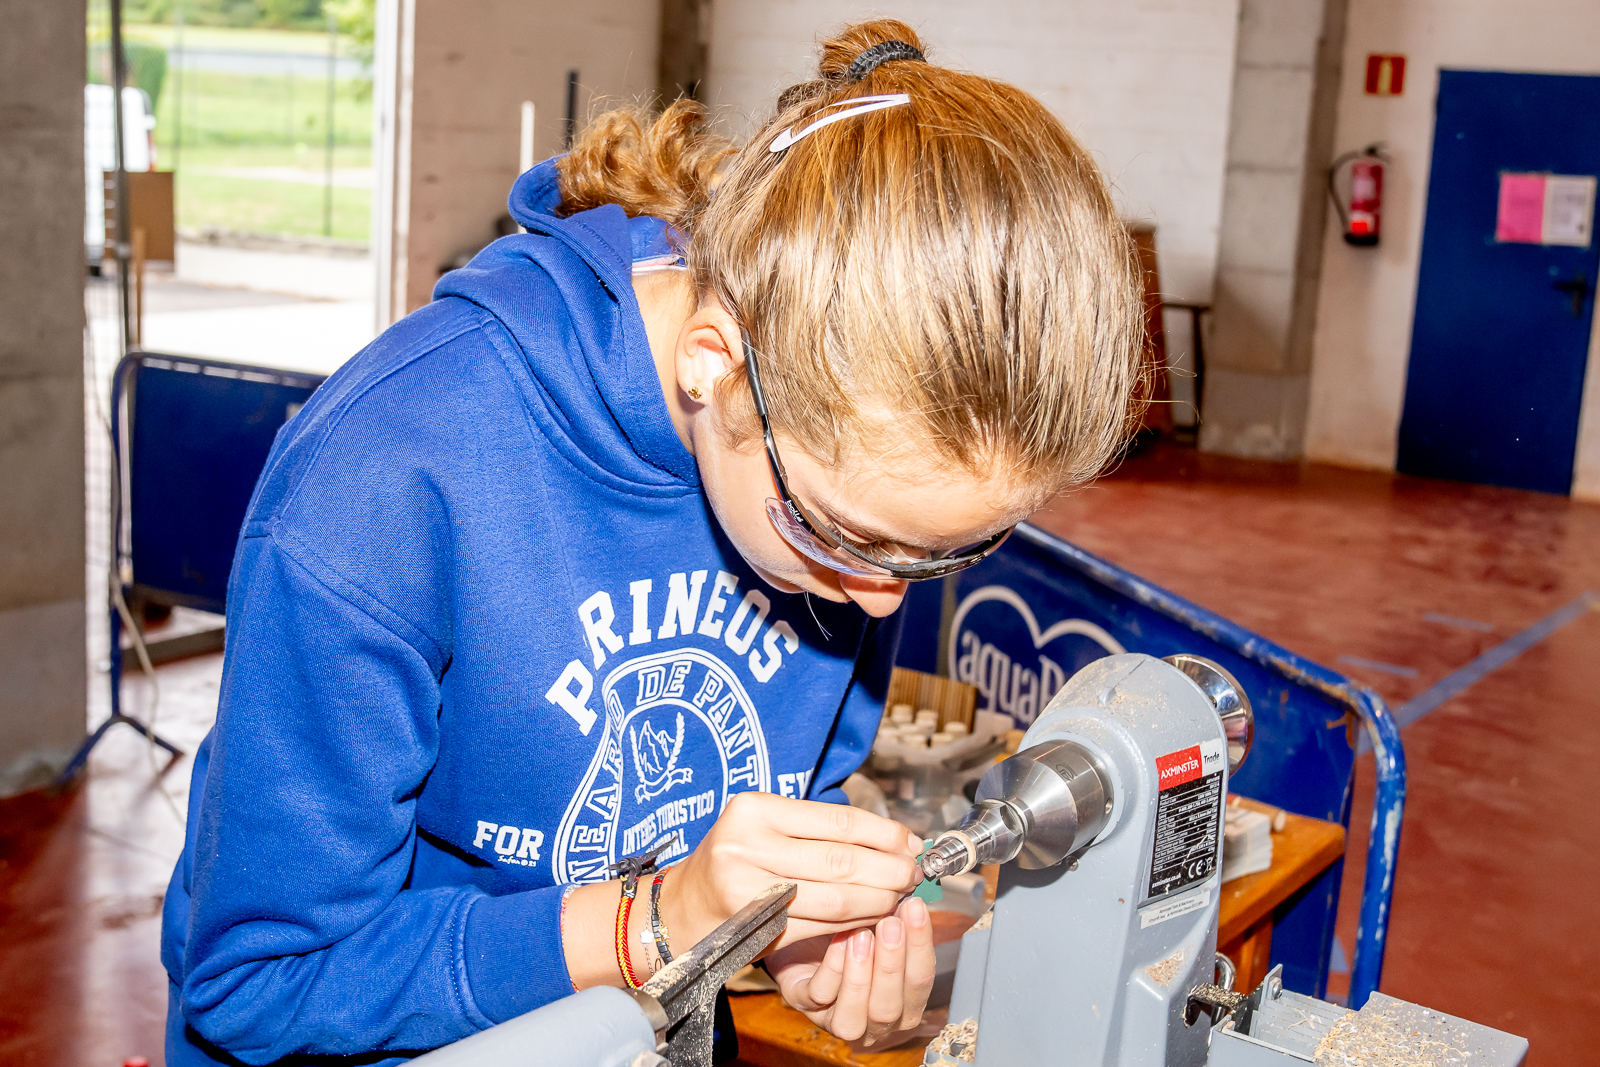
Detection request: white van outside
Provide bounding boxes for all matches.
[85,84,156,267]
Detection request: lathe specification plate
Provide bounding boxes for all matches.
[1147,739,1226,900]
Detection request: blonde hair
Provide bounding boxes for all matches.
[560,19,1144,498]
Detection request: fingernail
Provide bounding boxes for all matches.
[906,897,929,926]
[880,916,903,948]
[852,929,873,960]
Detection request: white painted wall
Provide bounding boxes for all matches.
[376,0,662,321]
[1304,0,1600,499]
[702,0,1241,306]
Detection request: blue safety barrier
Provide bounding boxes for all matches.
[897,523,1405,1008]
[125,353,327,613]
[57,352,327,786]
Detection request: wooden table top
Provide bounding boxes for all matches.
[1218,797,1346,947]
[729,797,1345,1067]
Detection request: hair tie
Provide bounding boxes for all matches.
[847,41,925,82]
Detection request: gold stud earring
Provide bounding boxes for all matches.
[687,386,703,401]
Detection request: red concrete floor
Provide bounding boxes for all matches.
[0,652,220,1067]
[3,442,1597,1065]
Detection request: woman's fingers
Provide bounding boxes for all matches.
[727,876,903,934]
[724,793,918,858]
[796,932,850,1011]
[777,916,883,952]
[827,929,876,1042]
[784,869,911,919]
[665,793,922,962]
[897,898,936,1030]
[768,834,919,891]
[723,829,918,895]
[863,915,907,1046]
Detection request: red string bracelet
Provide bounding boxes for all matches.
[608,835,679,989]
[614,886,645,988]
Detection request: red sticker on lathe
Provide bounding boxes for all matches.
[1156,746,1204,791]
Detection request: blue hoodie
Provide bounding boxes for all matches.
[161,159,899,1067]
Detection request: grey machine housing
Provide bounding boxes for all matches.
[944,653,1235,1067]
[932,651,1527,1067]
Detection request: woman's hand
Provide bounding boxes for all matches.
[765,897,937,1047]
[659,792,921,953]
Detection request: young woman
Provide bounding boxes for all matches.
[161,19,1143,1066]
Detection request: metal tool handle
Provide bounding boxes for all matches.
[1214,952,1237,992]
[633,881,797,1066]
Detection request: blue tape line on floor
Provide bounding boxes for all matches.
[1421,611,1496,633]
[1358,593,1598,753]
[1337,655,1420,679]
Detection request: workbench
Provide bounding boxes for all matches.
[728,798,1345,1067]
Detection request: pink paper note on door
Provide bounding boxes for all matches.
[1496,173,1546,243]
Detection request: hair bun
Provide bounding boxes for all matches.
[817,19,927,82]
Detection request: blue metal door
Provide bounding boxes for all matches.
[1398,71,1600,495]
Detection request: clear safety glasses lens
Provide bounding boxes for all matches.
[763,498,897,578]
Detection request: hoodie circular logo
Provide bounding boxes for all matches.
[550,649,771,883]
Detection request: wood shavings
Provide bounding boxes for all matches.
[1315,1007,1472,1066]
[925,1017,978,1063]
[1144,950,1185,985]
[970,907,993,931]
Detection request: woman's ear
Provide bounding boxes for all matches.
[676,296,743,405]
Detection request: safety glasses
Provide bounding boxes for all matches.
[740,330,1013,581]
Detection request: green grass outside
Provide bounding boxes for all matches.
[156,67,372,150]
[172,143,370,241]
[175,144,371,169]
[139,26,374,241]
[129,22,367,58]
[177,168,370,242]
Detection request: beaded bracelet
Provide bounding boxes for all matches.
[649,872,673,967]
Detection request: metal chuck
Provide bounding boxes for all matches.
[919,739,1113,881]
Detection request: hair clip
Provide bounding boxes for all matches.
[768,94,911,154]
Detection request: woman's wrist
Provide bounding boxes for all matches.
[655,863,699,962]
[556,883,649,991]
[626,872,669,979]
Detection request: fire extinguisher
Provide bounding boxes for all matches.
[1329,144,1389,247]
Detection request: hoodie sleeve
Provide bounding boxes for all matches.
[809,609,905,806]
[175,531,573,1063]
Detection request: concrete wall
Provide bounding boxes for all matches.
[701,0,1241,308]
[375,0,663,322]
[0,0,88,795]
[1304,0,1600,499]
[1201,0,1347,459]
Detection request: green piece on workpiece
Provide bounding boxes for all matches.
[913,843,944,903]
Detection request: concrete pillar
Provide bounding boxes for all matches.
[374,0,662,325]
[658,0,709,102]
[1202,0,1348,460]
[0,0,88,795]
